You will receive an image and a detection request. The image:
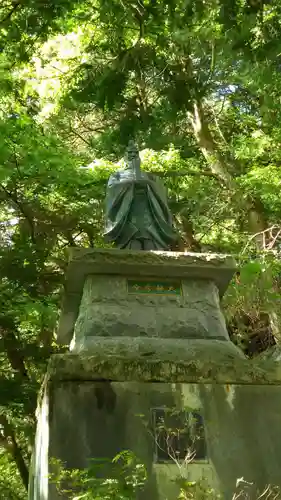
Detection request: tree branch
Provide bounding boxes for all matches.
[81,169,217,189]
[0,317,29,379]
[0,184,36,243]
[155,169,218,179]
[66,127,93,147]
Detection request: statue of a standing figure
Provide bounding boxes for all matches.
[104,141,178,250]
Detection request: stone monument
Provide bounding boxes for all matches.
[28,145,281,500]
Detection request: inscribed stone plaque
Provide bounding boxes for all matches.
[127,279,182,295]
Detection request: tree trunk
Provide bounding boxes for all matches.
[189,100,268,247]
[190,102,236,189]
[189,100,281,344]
[180,210,202,251]
[0,415,29,491]
[0,317,29,379]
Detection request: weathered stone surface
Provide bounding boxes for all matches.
[259,344,281,361]
[71,275,230,348]
[44,351,281,386]
[76,274,221,306]
[71,335,241,359]
[199,383,281,498]
[69,247,234,271]
[30,376,281,500]
[57,249,236,345]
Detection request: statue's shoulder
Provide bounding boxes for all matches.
[108,168,134,187]
[146,172,161,183]
[108,169,123,183]
[109,169,122,178]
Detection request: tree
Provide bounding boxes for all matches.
[1,0,281,493]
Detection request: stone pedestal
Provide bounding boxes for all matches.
[58,249,241,357]
[29,355,281,500]
[31,249,269,500]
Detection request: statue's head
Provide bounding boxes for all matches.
[124,140,141,171]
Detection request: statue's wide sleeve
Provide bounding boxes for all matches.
[146,175,178,243]
[104,175,134,242]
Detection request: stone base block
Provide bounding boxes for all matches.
[71,335,243,360]
[29,353,281,500]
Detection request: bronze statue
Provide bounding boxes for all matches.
[104,141,178,250]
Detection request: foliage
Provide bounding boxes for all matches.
[0,450,26,500]
[50,451,147,500]
[50,452,281,500]
[178,478,281,499]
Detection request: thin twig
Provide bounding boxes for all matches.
[242,225,281,254]
[267,229,281,250]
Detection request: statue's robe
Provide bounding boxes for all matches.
[104,169,178,250]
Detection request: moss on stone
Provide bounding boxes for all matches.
[45,353,281,386]
[69,247,232,266]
